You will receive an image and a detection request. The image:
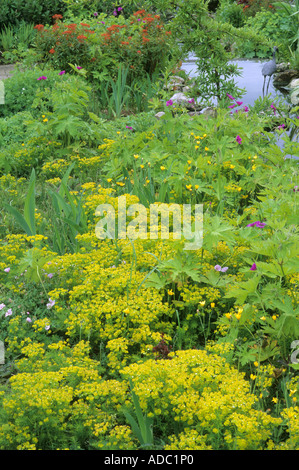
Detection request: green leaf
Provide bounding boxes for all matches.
[123,378,153,447]
[3,203,32,235]
[3,168,36,236]
[24,168,36,236]
[203,215,235,251]
[224,275,261,304]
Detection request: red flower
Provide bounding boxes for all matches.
[133,10,146,16]
[77,35,87,42]
[52,14,63,21]
[34,24,44,31]
[49,48,55,54]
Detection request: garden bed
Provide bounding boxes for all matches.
[0,0,298,452]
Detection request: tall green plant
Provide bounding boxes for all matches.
[273,0,299,52]
[106,65,131,119]
[122,378,154,449]
[3,168,37,236]
[171,0,263,102]
[47,163,88,254]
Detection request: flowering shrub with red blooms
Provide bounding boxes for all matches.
[98,9,173,81]
[34,11,173,82]
[34,15,96,71]
[237,0,275,16]
[96,10,171,79]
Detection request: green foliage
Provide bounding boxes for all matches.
[122,378,154,448]
[170,0,262,101]
[0,0,66,31]
[0,68,63,118]
[273,0,299,53]
[3,168,37,236]
[216,0,246,28]
[237,9,294,58]
[0,0,298,452]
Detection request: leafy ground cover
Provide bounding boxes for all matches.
[0,0,298,451]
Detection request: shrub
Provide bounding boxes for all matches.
[0,0,66,32]
[0,68,63,118]
[237,9,294,58]
[33,18,96,73]
[216,0,246,27]
[33,10,175,83]
[237,0,276,18]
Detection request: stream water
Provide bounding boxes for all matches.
[181,55,298,157]
[181,54,286,106]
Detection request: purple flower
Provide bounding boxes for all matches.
[271,103,277,115]
[5,308,12,317]
[26,317,32,323]
[246,221,266,228]
[94,12,98,16]
[236,135,242,144]
[256,221,266,228]
[4,267,10,273]
[126,125,133,130]
[76,66,82,70]
[118,7,123,11]
[188,98,195,104]
[243,106,249,112]
[59,70,66,75]
[250,263,257,271]
[228,104,236,108]
[227,93,234,100]
[0,303,6,310]
[278,124,285,130]
[46,298,55,309]
[47,273,54,279]
[37,76,47,80]
[214,265,228,272]
[236,101,243,106]
[101,21,105,24]
[293,186,299,192]
[166,99,173,106]
[113,10,118,16]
